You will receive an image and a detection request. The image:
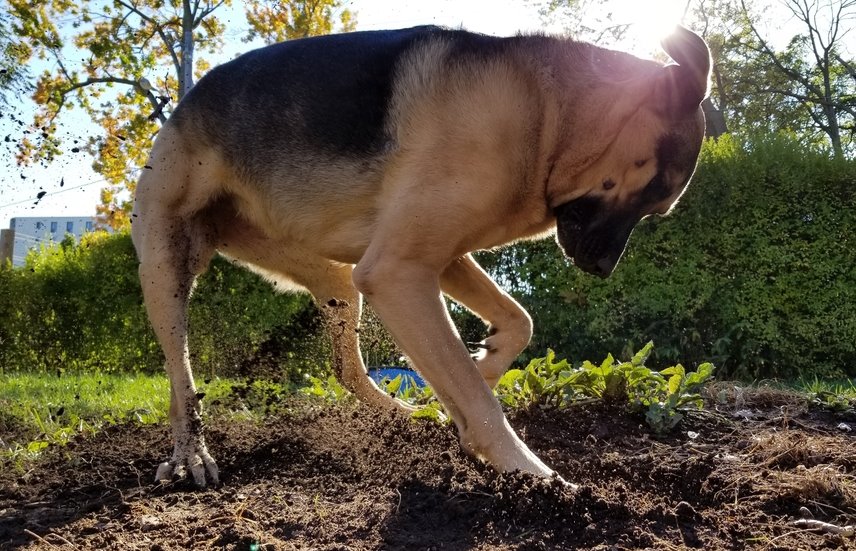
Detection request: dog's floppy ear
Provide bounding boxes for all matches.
[655,26,711,117]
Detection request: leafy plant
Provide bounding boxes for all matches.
[495,343,715,433]
[377,373,449,423]
[799,377,856,413]
[299,375,350,403]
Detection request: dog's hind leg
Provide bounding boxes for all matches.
[131,124,224,486]
[441,254,533,388]
[217,234,414,412]
[132,207,219,486]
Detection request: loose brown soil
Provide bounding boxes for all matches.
[2,391,856,550]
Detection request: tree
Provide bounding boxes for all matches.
[738,0,855,158]
[9,0,355,229]
[245,0,355,43]
[0,12,28,107]
[536,0,632,44]
[692,0,855,157]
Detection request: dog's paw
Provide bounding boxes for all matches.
[466,322,531,388]
[155,439,219,487]
[552,472,580,492]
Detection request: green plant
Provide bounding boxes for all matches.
[300,375,350,402]
[300,372,449,422]
[376,373,448,423]
[799,376,856,413]
[202,378,294,418]
[495,343,715,433]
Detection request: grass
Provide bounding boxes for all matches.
[0,372,171,467]
[797,376,856,395]
[794,377,856,413]
[0,371,289,468]
[0,371,170,427]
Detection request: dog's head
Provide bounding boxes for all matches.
[554,27,711,277]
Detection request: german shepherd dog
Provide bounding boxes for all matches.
[132,25,711,487]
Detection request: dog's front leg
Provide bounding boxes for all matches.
[353,251,556,479]
[441,255,533,387]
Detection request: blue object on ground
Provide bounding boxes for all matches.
[368,367,426,390]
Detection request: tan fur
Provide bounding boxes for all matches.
[132,27,710,487]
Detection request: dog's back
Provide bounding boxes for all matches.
[171,27,445,175]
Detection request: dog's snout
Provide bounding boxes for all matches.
[575,255,615,278]
[595,256,616,278]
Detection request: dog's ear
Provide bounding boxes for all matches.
[655,26,711,117]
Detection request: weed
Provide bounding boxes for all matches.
[495,342,715,433]
[300,375,350,402]
[798,376,856,413]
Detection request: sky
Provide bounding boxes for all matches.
[0,0,815,229]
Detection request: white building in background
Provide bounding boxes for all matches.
[1,216,102,267]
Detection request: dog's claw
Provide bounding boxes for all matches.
[155,461,174,483]
[155,444,219,487]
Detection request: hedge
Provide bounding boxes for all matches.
[0,232,325,381]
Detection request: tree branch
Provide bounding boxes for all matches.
[836,54,856,82]
[734,5,826,99]
[116,0,182,79]
[60,77,168,123]
[194,0,226,27]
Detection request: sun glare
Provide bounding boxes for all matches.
[619,0,690,56]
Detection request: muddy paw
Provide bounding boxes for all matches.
[155,441,219,487]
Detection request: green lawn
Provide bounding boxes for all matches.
[0,372,169,463]
[0,370,314,466]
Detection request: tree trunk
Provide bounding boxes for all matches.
[824,104,844,159]
[702,97,728,138]
[179,0,195,100]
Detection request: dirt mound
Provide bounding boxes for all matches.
[2,397,855,550]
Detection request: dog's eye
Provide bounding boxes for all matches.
[602,179,616,190]
[635,159,649,168]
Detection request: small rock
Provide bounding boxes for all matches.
[687,431,699,440]
[733,409,756,420]
[836,423,851,432]
[674,501,696,519]
[140,514,163,532]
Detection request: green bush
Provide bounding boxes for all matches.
[0,232,157,373]
[0,231,324,381]
[474,133,855,380]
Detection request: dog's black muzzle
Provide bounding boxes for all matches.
[554,197,638,278]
